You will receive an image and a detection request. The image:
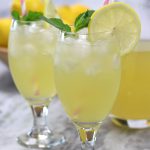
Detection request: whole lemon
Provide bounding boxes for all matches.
[0,18,12,47]
[11,0,44,13]
[11,0,21,14]
[71,4,89,17]
[57,4,89,25]
[25,0,44,12]
[57,6,74,25]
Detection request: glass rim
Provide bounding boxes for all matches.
[58,31,119,47]
[12,19,44,24]
[60,31,114,40]
[60,30,115,44]
[61,30,113,38]
[12,19,113,37]
[11,19,58,34]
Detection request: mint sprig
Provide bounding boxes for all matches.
[23,11,43,21]
[11,11,20,20]
[41,16,71,32]
[11,10,95,33]
[74,10,95,32]
[11,10,71,32]
[11,11,43,21]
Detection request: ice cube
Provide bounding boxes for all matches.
[28,22,44,33]
[22,43,37,55]
[85,62,102,76]
[112,54,120,70]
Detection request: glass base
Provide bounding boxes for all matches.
[73,121,101,150]
[74,121,100,129]
[17,131,65,149]
[111,115,150,129]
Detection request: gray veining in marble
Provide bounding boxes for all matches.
[1,60,150,150]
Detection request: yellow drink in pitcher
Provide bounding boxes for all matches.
[112,40,150,124]
[9,22,57,105]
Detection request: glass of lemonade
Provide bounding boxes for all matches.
[54,31,121,149]
[8,20,65,148]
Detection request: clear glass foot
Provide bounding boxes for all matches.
[74,121,101,150]
[111,115,150,129]
[17,127,65,149]
[17,105,65,149]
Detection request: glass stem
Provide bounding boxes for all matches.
[77,125,100,150]
[29,105,52,138]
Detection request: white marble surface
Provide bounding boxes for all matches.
[1,0,150,149]
[1,60,150,150]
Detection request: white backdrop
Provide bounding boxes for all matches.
[0,0,103,17]
[0,0,103,12]
[0,0,12,16]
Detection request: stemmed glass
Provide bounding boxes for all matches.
[54,31,121,149]
[8,20,65,149]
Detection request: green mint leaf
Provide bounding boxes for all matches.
[41,16,71,32]
[74,10,95,32]
[11,11,43,21]
[11,10,20,20]
[23,11,43,21]
[11,11,71,32]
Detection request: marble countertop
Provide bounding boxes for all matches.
[0,60,150,150]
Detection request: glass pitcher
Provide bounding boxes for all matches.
[111,0,150,129]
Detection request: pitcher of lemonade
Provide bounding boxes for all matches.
[111,0,150,129]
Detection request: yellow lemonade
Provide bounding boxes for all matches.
[55,36,121,123]
[9,22,57,105]
[112,40,150,120]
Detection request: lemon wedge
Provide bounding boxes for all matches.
[88,2,141,55]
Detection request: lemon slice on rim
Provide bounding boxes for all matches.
[88,2,141,55]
